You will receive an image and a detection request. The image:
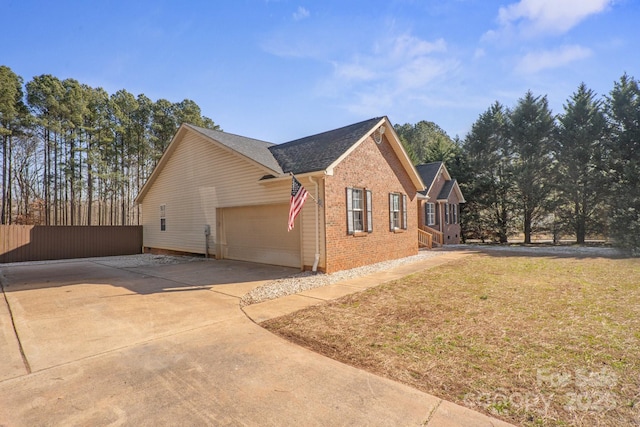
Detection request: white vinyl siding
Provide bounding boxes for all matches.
[141,132,293,255]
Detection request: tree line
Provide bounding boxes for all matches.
[396,73,640,254]
[3,65,638,253]
[0,66,219,226]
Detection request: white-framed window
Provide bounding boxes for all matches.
[425,203,436,226]
[444,202,450,224]
[452,204,458,224]
[160,204,166,231]
[389,193,408,230]
[346,187,372,234]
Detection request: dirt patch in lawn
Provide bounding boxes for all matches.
[262,253,640,426]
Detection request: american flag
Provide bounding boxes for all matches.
[288,175,309,231]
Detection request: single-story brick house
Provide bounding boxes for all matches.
[135,117,425,273]
[416,161,465,245]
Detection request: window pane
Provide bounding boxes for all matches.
[426,203,435,226]
[352,189,363,210]
[392,212,400,228]
[354,211,364,231]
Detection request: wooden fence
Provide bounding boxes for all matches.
[0,225,143,263]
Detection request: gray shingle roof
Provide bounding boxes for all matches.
[438,179,457,200]
[268,117,383,174]
[186,124,284,174]
[416,162,443,195]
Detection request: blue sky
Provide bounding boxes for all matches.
[3,0,638,143]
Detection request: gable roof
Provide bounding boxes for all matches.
[136,116,424,204]
[186,124,283,174]
[135,123,283,203]
[416,162,444,195]
[268,117,382,175]
[439,179,466,203]
[416,161,466,203]
[437,179,456,200]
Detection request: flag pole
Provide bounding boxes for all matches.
[290,172,321,206]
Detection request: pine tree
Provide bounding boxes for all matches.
[555,83,607,243]
[463,102,516,242]
[394,120,457,164]
[0,66,27,224]
[26,74,65,224]
[605,74,640,254]
[509,91,556,244]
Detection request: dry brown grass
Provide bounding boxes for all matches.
[262,253,640,426]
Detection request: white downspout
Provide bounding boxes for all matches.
[309,176,320,272]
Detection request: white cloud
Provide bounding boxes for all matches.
[491,0,614,38]
[293,6,310,21]
[344,88,396,116]
[322,33,458,116]
[388,35,447,59]
[516,44,592,73]
[396,56,454,91]
[333,61,378,81]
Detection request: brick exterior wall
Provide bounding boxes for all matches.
[323,134,418,273]
[442,190,462,244]
[417,173,462,244]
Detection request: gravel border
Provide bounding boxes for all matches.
[0,253,204,269]
[239,244,627,307]
[239,250,445,307]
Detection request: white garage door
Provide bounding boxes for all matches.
[220,204,301,268]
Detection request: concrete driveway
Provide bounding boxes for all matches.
[0,255,512,426]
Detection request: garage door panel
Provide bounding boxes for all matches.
[222,205,300,268]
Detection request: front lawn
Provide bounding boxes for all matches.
[263,253,640,426]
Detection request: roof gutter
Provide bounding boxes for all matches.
[258,170,327,185]
[308,176,321,273]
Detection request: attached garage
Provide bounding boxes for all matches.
[217,204,301,268]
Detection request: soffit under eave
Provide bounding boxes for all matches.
[258,170,326,187]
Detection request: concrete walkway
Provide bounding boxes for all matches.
[0,251,513,426]
[243,249,515,427]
